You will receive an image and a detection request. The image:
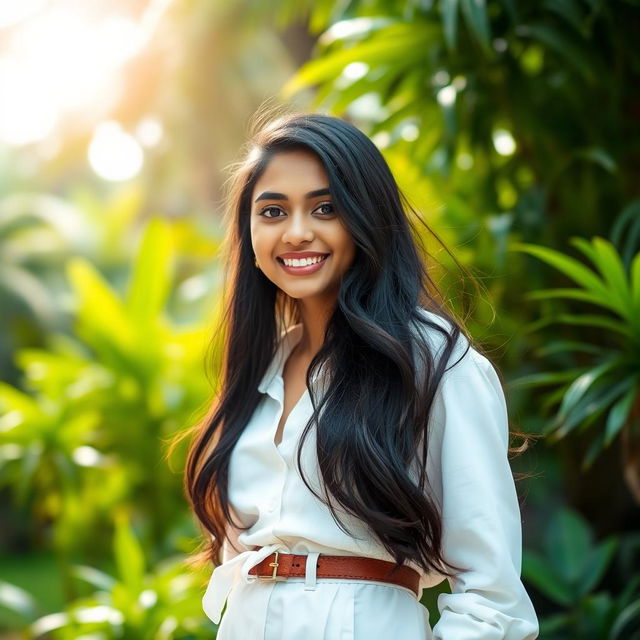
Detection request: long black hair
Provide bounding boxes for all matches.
[178,109,495,578]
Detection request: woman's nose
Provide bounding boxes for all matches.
[282,211,314,244]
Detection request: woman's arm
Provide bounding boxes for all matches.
[426,345,539,640]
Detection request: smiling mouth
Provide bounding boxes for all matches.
[276,254,330,266]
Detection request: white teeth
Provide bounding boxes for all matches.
[282,255,327,267]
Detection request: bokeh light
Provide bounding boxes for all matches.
[88,121,144,181]
[0,0,171,150]
[492,128,517,156]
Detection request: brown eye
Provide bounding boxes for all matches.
[259,206,284,219]
[315,202,335,215]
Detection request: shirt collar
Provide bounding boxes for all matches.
[257,323,304,395]
[257,323,327,397]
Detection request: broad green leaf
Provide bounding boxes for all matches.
[631,251,640,314]
[72,565,117,590]
[309,0,341,34]
[557,359,620,420]
[525,287,621,314]
[605,386,638,446]
[610,599,640,640]
[114,515,145,595]
[327,72,390,115]
[611,199,640,267]
[460,0,491,53]
[579,537,618,596]
[541,386,570,415]
[618,574,640,610]
[512,243,609,302]
[534,341,605,358]
[522,550,574,607]
[522,550,575,606]
[0,581,37,617]
[509,370,582,388]
[538,612,572,634]
[0,383,40,419]
[571,237,632,320]
[582,428,607,470]
[282,22,436,98]
[67,258,136,353]
[545,508,592,586]
[440,0,460,50]
[572,147,618,173]
[318,17,394,47]
[126,218,173,330]
[553,313,632,338]
[552,376,635,439]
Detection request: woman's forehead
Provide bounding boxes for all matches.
[252,150,329,198]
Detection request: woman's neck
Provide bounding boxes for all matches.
[294,295,335,357]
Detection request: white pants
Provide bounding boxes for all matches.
[216,556,433,640]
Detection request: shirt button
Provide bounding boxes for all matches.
[267,499,278,512]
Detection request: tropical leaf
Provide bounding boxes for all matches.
[551,376,636,439]
[610,598,640,640]
[460,0,491,53]
[0,581,38,619]
[512,243,610,304]
[552,313,632,339]
[126,218,173,330]
[282,20,437,98]
[579,537,618,596]
[509,369,583,388]
[571,237,633,321]
[522,550,575,606]
[605,386,638,447]
[67,258,136,358]
[556,359,621,421]
[440,0,460,50]
[631,251,640,315]
[114,515,146,595]
[524,287,624,316]
[545,508,592,586]
[610,199,640,268]
[534,340,606,358]
[71,565,118,591]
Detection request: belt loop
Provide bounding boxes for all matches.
[304,552,320,591]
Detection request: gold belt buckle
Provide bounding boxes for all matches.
[257,551,286,581]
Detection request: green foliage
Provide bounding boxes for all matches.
[2,0,639,634]
[23,516,216,640]
[0,216,217,578]
[275,0,640,315]
[522,507,640,640]
[511,236,640,470]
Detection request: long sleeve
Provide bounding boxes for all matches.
[426,345,539,639]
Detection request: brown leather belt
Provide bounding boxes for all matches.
[248,551,421,598]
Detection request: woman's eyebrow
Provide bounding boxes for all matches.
[254,187,331,203]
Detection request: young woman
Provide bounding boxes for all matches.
[183,111,539,639]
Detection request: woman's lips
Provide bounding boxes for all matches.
[277,254,330,275]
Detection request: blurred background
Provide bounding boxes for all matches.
[1,0,639,638]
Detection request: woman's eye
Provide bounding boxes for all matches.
[259,206,284,219]
[315,202,335,215]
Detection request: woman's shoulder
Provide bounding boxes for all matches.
[410,306,496,382]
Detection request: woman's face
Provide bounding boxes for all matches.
[250,149,356,305]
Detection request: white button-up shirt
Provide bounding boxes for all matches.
[203,309,539,639]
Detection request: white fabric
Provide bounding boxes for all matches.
[202,308,539,639]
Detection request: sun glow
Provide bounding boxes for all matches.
[0,0,171,149]
[88,121,144,181]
